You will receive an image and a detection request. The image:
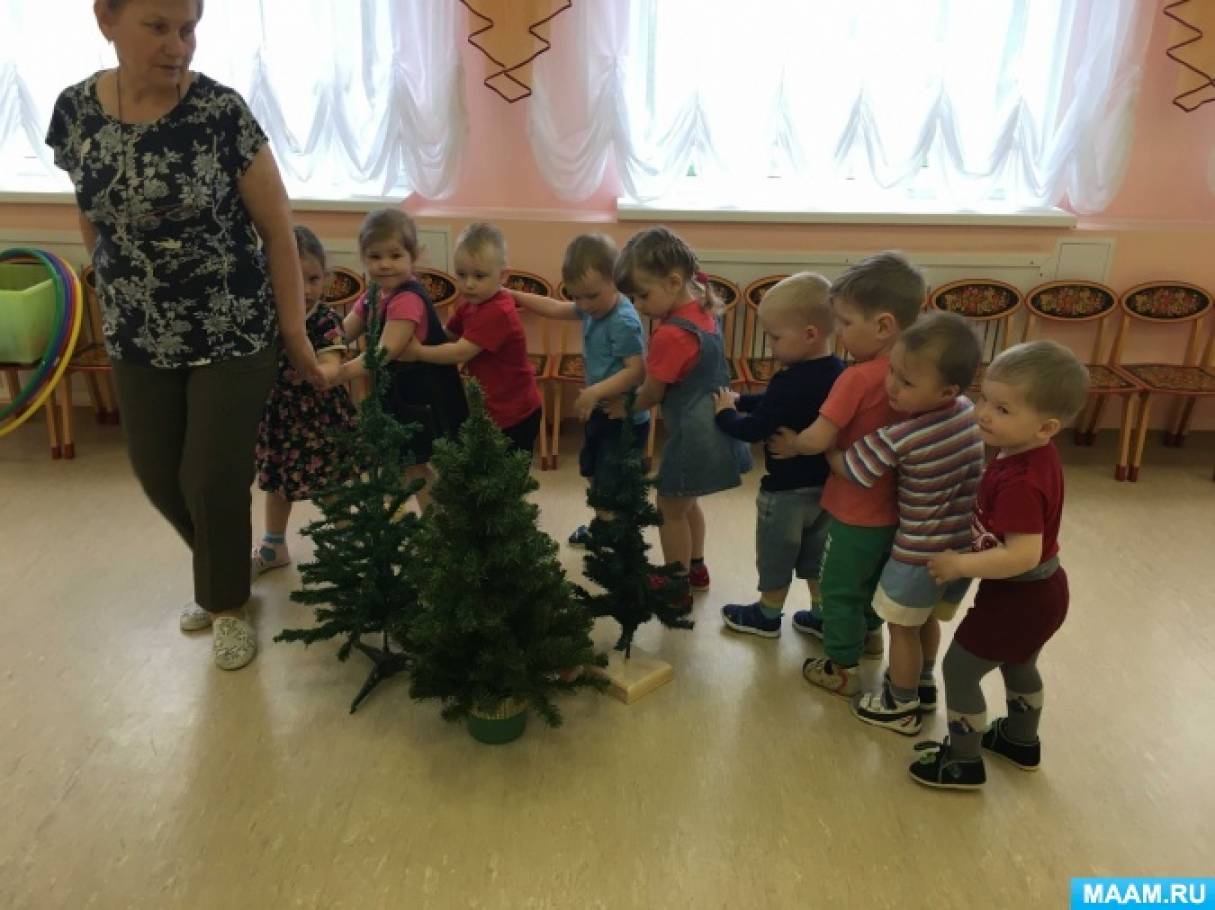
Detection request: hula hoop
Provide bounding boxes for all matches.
[0,251,77,419]
[0,248,84,438]
[1,252,75,415]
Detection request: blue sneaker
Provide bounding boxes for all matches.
[722,602,782,638]
[568,525,591,547]
[791,609,824,639]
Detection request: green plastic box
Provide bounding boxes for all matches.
[0,262,57,364]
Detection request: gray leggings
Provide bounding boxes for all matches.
[944,641,1045,757]
[112,346,277,613]
[944,643,1042,713]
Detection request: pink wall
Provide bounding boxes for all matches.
[3,3,1212,431]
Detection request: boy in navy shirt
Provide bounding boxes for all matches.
[714,272,844,637]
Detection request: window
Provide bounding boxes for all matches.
[0,0,465,201]
[527,0,1150,213]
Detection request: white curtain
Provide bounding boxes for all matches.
[0,0,466,200]
[528,0,1155,212]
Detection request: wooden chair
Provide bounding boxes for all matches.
[414,267,458,321]
[502,269,557,469]
[738,275,790,389]
[1024,280,1141,480]
[323,266,365,317]
[1109,281,1215,482]
[929,279,1024,395]
[56,264,124,459]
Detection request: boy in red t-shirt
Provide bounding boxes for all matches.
[406,222,542,454]
[910,341,1090,791]
[769,252,925,698]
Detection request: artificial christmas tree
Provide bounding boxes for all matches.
[275,286,421,713]
[405,381,605,743]
[577,405,693,702]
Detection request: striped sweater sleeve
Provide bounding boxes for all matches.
[842,427,901,488]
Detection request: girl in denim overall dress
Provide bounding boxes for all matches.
[616,227,751,613]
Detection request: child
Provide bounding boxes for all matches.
[713,272,844,637]
[337,208,468,511]
[824,312,985,734]
[405,223,542,454]
[616,226,751,613]
[510,234,648,544]
[910,341,1089,790]
[768,251,925,696]
[252,226,356,573]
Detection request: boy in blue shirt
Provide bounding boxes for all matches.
[511,234,649,543]
[713,272,844,637]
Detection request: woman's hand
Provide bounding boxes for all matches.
[282,331,325,388]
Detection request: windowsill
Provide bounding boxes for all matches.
[617,199,1078,228]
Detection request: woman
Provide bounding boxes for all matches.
[45,0,324,670]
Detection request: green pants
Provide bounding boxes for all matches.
[819,519,897,666]
[111,346,277,613]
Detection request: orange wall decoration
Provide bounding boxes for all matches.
[460,0,571,102]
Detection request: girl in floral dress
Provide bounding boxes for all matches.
[252,227,356,574]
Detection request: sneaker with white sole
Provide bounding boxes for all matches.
[791,609,824,638]
[721,602,782,639]
[251,543,291,577]
[801,657,861,697]
[852,687,922,735]
[213,615,256,670]
[180,601,213,632]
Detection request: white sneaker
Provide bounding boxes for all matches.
[251,543,291,578]
[213,615,256,670]
[180,601,213,632]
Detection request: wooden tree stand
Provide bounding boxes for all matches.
[586,626,672,704]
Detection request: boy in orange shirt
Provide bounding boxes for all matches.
[770,252,925,697]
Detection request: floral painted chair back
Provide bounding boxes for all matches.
[929,279,1023,388]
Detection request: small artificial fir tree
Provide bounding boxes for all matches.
[405,381,605,728]
[275,284,422,713]
[579,403,693,657]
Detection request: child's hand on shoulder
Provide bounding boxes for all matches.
[574,388,601,422]
[768,427,799,459]
[928,551,965,584]
[712,386,738,414]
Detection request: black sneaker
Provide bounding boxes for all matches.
[882,670,938,712]
[981,718,1041,771]
[908,739,986,791]
[568,525,591,548]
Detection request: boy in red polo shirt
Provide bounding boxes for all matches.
[406,222,542,453]
[911,341,1090,791]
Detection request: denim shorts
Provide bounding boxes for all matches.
[872,558,972,626]
[755,486,829,592]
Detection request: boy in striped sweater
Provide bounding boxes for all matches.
[825,312,985,735]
